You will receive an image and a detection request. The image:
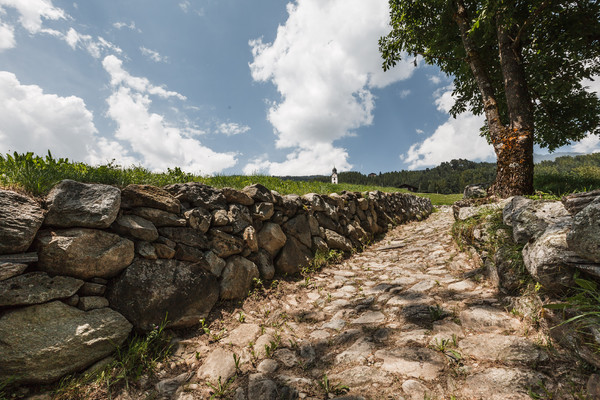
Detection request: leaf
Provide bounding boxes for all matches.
[575,278,597,291]
[543,303,568,310]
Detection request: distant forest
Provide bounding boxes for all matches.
[279,153,600,195]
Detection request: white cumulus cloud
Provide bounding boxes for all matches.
[217,122,250,136]
[0,22,14,51]
[0,71,100,160]
[247,0,415,175]
[63,28,122,58]
[403,87,494,169]
[243,143,352,176]
[102,56,237,174]
[0,0,65,34]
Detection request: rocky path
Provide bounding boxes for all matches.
[150,207,584,400]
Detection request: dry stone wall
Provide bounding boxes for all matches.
[0,179,432,384]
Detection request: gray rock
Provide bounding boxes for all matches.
[374,347,445,381]
[463,184,487,199]
[210,230,244,258]
[0,301,131,384]
[78,296,109,311]
[0,272,83,307]
[158,227,210,249]
[228,204,253,234]
[258,223,287,256]
[0,262,27,281]
[335,338,374,365]
[461,333,548,365]
[121,184,181,214]
[185,207,212,233]
[302,193,326,212]
[504,197,570,244]
[460,367,549,400]
[220,256,259,300]
[136,241,158,259]
[131,207,186,227]
[212,209,230,226]
[257,359,279,374]
[243,226,259,252]
[325,229,353,252]
[329,366,390,387]
[275,235,312,275]
[112,214,159,242]
[156,372,191,398]
[174,243,206,262]
[459,307,520,332]
[225,323,262,347]
[253,202,275,221]
[78,282,106,296]
[204,250,227,277]
[0,189,44,254]
[164,182,226,210]
[248,375,279,400]
[197,348,236,383]
[562,189,600,215]
[567,197,600,263]
[523,223,581,292]
[283,215,312,248]
[107,258,219,331]
[44,180,120,228]
[154,243,176,259]
[274,348,299,368]
[312,236,329,253]
[247,249,275,280]
[222,187,254,206]
[242,184,274,203]
[402,379,431,400]
[35,228,134,279]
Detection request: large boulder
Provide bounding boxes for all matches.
[158,227,210,249]
[220,256,259,300]
[562,189,600,215]
[107,258,219,331]
[503,197,570,244]
[0,301,131,384]
[463,184,487,199]
[257,223,287,256]
[0,272,83,307]
[567,198,600,263]
[0,262,27,282]
[228,204,252,234]
[324,229,353,252]
[0,189,44,254]
[242,184,274,203]
[247,249,275,280]
[275,236,312,275]
[44,180,120,228]
[222,187,254,206]
[121,184,181,214]
[522,223,579,292]
[35,229,134,279]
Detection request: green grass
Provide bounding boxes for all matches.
[0,151,459,205]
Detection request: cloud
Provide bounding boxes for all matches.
[416,129,424,135]
[217,122,250,136]
[0,0,66,34]
[583,76,600,97]
[243,143,352,176]
[103,55,184,99]
[0,22,14,51]
[63,28,122,58]
[570,134,600,153]
[428,75,442,85]
[0,71,101,160]
[403,86,494,169]
[102,56,237,174]
[140,46,167,63]
[248,0,414,174]
[113,21,139,32]
[398,89,411,98]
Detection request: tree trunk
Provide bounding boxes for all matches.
[491,12,535,197]
[454,1,534,197]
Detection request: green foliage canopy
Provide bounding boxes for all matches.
[379,0,600,151]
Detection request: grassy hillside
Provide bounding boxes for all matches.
[0,152,461,205]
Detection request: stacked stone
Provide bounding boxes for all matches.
[0,179,432,385]
[0,181,132,385]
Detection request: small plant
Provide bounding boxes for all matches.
[429,304,446,321]
[233,353,242,373]
[318,373,349,396]
[544,275,600,330]
[238,311,246,323]
[527,380,554,399]
[200,318,211,335]
[206,376,235,399]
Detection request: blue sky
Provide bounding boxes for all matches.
[0,0,598,176]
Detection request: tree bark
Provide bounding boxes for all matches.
[492,12,534,197]
[454,0,534,197]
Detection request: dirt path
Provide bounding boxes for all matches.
[153,207,585,400]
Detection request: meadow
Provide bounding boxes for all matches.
[0,152,462,205]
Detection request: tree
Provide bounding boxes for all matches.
[380,0,600,197]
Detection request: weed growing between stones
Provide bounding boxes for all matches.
[205,376,235,399]
[317,373,349,397]
[52,316,172,400]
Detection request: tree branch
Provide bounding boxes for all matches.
[513,0,552,49]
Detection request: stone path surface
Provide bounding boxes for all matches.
[143,207,586,400]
